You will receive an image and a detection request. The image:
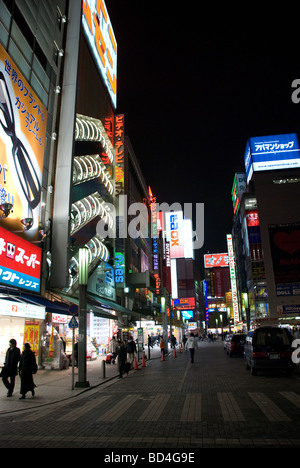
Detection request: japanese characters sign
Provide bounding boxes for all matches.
[244,133,300,183]
[82,0,117,108]
[204,253,229,268]
[0,44,47,239]
[226,234,240,325]
[0,226,42,292]
[173,297,195,310]
[114,114,124,196]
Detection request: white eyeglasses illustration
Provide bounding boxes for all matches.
[0,71,41,227]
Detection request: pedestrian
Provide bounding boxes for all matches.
[19,343,37,399]
[148,334,153,348]
[185,333,198,363]
[1,339,21,397]
[126,335,136,368]
[171,334,176,348]
[109,336,117,363]
[116,340,127,378]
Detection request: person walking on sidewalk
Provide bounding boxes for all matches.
[109,336,117,364]
[185,333,198,363]
[19,343,37,399]
[116,340,127,378]
[126,336,136,368]
[1,339,21,397]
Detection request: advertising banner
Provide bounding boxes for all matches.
[82,0,117,108]
[0,225,42,292]
[226,234,240,324]
[173,297,195,310]
[0,44,47,239]
[165,211,185,258]
[204,253,229,268]
[269,222,300,296]
[244,133,300,183]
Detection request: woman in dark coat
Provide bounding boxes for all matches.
[19,343,37,399]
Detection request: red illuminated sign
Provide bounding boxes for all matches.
[246,210,259,226]
[0,226,41,292]
[204,253,229,268]
[173,297,195,310]
[114,114,125,196]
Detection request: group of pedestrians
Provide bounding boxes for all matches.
[1,339,37,399]
[108,335,137,378]
[159,333,198,364]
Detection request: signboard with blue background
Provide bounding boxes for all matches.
[244,133,300,183]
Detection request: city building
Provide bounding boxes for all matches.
[231,133,300,330]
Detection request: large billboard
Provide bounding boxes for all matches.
[0,226,42,292]
[82,0,117,108]
[269,222,300,297]
[244,133,300,183]
[165,212,193,259]
[204,253,229,268]
[0,44,47,239]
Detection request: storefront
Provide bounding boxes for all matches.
[0,297,45,367]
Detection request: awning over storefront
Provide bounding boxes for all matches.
[22,293,71,314]
[87,292,152,320]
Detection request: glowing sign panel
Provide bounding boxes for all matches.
[82,0,117,108]
[204,253,229,268]
[0,226,42,292]
[244,133,300,183]
[173,297,195,310]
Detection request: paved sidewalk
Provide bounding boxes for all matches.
[0,345,163,414]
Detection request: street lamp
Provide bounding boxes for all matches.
[75,247,90,388]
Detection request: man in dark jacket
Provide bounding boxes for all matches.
[1,339,21,396]
[116,340,127,378]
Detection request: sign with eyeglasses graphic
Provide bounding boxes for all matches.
[0,44,47,240]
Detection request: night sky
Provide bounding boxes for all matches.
[105,2,300,268]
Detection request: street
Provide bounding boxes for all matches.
[1,339,300,451]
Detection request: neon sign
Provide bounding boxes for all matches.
[82,0,117,108]
[226,234,239,325]
[204,253,229,268]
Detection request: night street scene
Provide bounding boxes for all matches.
[1,0,300,458]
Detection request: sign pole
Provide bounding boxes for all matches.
[76,248,90,388]
[72,327,75,390]
[68,314,78,390]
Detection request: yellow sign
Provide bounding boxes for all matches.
[0,44,47,239]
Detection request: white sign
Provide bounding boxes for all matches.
[0,299,45,319]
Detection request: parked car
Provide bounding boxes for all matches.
[225,333,246,357]
[244,326,295,375]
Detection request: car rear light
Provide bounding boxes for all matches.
[253,351,268,358]
[280,351,292,358]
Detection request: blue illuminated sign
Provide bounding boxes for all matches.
[181,310,193,320]
[244,133,300,183]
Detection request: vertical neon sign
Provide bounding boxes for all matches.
[227,234,240,326]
